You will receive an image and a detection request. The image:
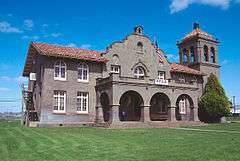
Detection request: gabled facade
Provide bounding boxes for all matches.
[22,23,219,126]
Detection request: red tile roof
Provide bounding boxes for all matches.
[170,63,204,75]
[181,28,217,43]
[23,42,108,76]
[32,42,108,62]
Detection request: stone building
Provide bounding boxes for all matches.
[22,23,220,126]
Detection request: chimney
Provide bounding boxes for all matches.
[193,23,200,30]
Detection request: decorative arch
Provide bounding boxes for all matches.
[119,90,144,121]
[183,49,188,64]
[131,61,149,72]
[175,94,194,121]
[204,45,209,62]
[150,93,170,121]
[210,47,216,63]
[190,46,195,63]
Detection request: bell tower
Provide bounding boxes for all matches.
[177,23,220,86]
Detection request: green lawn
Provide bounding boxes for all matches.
[1,120,240,161]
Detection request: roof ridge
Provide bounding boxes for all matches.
[32,41,102,53]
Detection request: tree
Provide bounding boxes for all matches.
[199,74,230,123]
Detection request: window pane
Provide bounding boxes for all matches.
[83,98,87,111]
[83,70,87,80]
[61,67,65,78]
[55,67,59,77]
[60,97,64,111]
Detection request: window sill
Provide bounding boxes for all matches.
[76,112,89,115]
[54,78,67,81]
[77,80,89,83]
[53,111,66,115]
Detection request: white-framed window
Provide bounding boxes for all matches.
[53,91,66,113]
[179,98,187,114]
[77,92,88,113]
[134,66,145,79]
[110,65,120,74]
[77,63,89,82]
[54,60,66,81]
[157,71,165,80]
[179,74,186,83]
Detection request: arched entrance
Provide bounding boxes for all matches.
[150,93,170,121]
[119,90,144,121]
[100,93,110,122]
[176,94,194,121]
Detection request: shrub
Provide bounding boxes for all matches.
[199,74,230,123]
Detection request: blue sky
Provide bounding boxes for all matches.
[0,0,240,112]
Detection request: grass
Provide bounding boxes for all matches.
[1,120,240,161]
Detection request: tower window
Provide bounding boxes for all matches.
[204,45,209,62]
[134,66,145,79]
[190,46,195,63]
[137,42,143,52]
[183,49,188,64]
[210,47,216,63]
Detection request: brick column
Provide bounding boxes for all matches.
[95,106,104,123]
[168,106,176,122]
[143,106,150,122]
[111,105,120,123]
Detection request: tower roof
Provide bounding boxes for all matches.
[180,23,218,43]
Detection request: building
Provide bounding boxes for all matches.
[22,23,220,126]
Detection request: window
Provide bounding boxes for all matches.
[157,71,165,80]
[137,42,143,52]
[179,74,186,83]
[210,47,216,63]
[183,49,188,64]
[53,91,66,113]
[190,47,195,63]
[110,65,120,74]
[179,98,187,114]
[77,92,88,113]
[204,45,209,62]
[78,63,89,82]
[54,60,66,81]
[134,66,145,79]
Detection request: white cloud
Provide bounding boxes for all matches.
[80,44,91,49]
[0,76,27,84]
[0,21,22,33]
[50,33,61,38]
[170,0,231,13]
[0,87,11,92]
[21,35,39,40]
[42,24,48,27]
[166,53,179,61]
[66,43,77,48]
[24,19,34,29]
[221,59,229,65]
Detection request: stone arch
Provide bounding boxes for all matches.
[119,90,144,121]
[175,94,194,121]
[100,92,110,122]
[150,93,170,121]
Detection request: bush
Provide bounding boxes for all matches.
[199,74,230,123]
